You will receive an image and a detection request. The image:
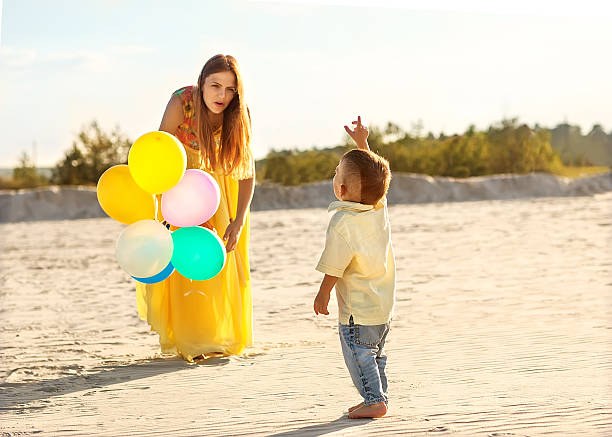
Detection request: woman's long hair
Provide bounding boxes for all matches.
[193,54,252,178]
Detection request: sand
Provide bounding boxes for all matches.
[0,190,611,435]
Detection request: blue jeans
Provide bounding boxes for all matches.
[339,315,390,406]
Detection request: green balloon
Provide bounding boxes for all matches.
[171,226,227,280]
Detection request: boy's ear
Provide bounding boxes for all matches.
[340,184,347,197]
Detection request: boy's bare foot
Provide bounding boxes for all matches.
[348,401,387,419]
[348,402,364,412]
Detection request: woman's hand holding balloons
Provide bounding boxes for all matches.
[199,220,216,232]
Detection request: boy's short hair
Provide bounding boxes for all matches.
[342,149,391,205]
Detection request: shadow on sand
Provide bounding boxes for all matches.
[0,356,229,409]
[269,415,373,436]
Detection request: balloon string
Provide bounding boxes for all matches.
[154,195,159,222]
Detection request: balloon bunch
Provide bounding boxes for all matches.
[96,131,226,283]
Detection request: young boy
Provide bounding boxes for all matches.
[314,115,395,419]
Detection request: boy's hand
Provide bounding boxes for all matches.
[314,274,337,316]
[314,290,330,315]
[344,115,370,150]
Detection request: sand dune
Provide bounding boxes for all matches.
[1,171,610,222]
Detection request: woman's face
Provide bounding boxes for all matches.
[202,71,237,114]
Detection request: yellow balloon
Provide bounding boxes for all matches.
[128,131,187,194]
[97,165,156,224]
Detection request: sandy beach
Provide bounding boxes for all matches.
[1,189,611,435]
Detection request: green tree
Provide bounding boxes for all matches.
[52,144,88,185]
[13,151,48,188]
[487,119,561,174]
[52,120,131,185]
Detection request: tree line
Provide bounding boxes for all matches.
[2,119,610,189]
[257,119,610,185]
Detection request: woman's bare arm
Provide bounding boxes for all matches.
[159,94,183,134]
[236,177,254,222]
[223,172,255,252]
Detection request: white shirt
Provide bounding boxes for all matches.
[316,197,395,325]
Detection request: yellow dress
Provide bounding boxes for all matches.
[135,86,252,361]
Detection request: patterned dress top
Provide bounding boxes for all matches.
[174,86,205,151]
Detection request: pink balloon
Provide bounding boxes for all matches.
[161,169,221,227]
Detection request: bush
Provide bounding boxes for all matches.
[10,152,50,189]
[52,120,131,185]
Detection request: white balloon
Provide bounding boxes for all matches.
[115,220,173,278]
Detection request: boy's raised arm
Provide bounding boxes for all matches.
[344,115,370,151]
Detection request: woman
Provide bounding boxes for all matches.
[136,54,255,361]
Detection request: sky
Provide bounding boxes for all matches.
[1,0,611,167]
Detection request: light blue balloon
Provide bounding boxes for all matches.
[133,261,175,284]
[171,226,226,280]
